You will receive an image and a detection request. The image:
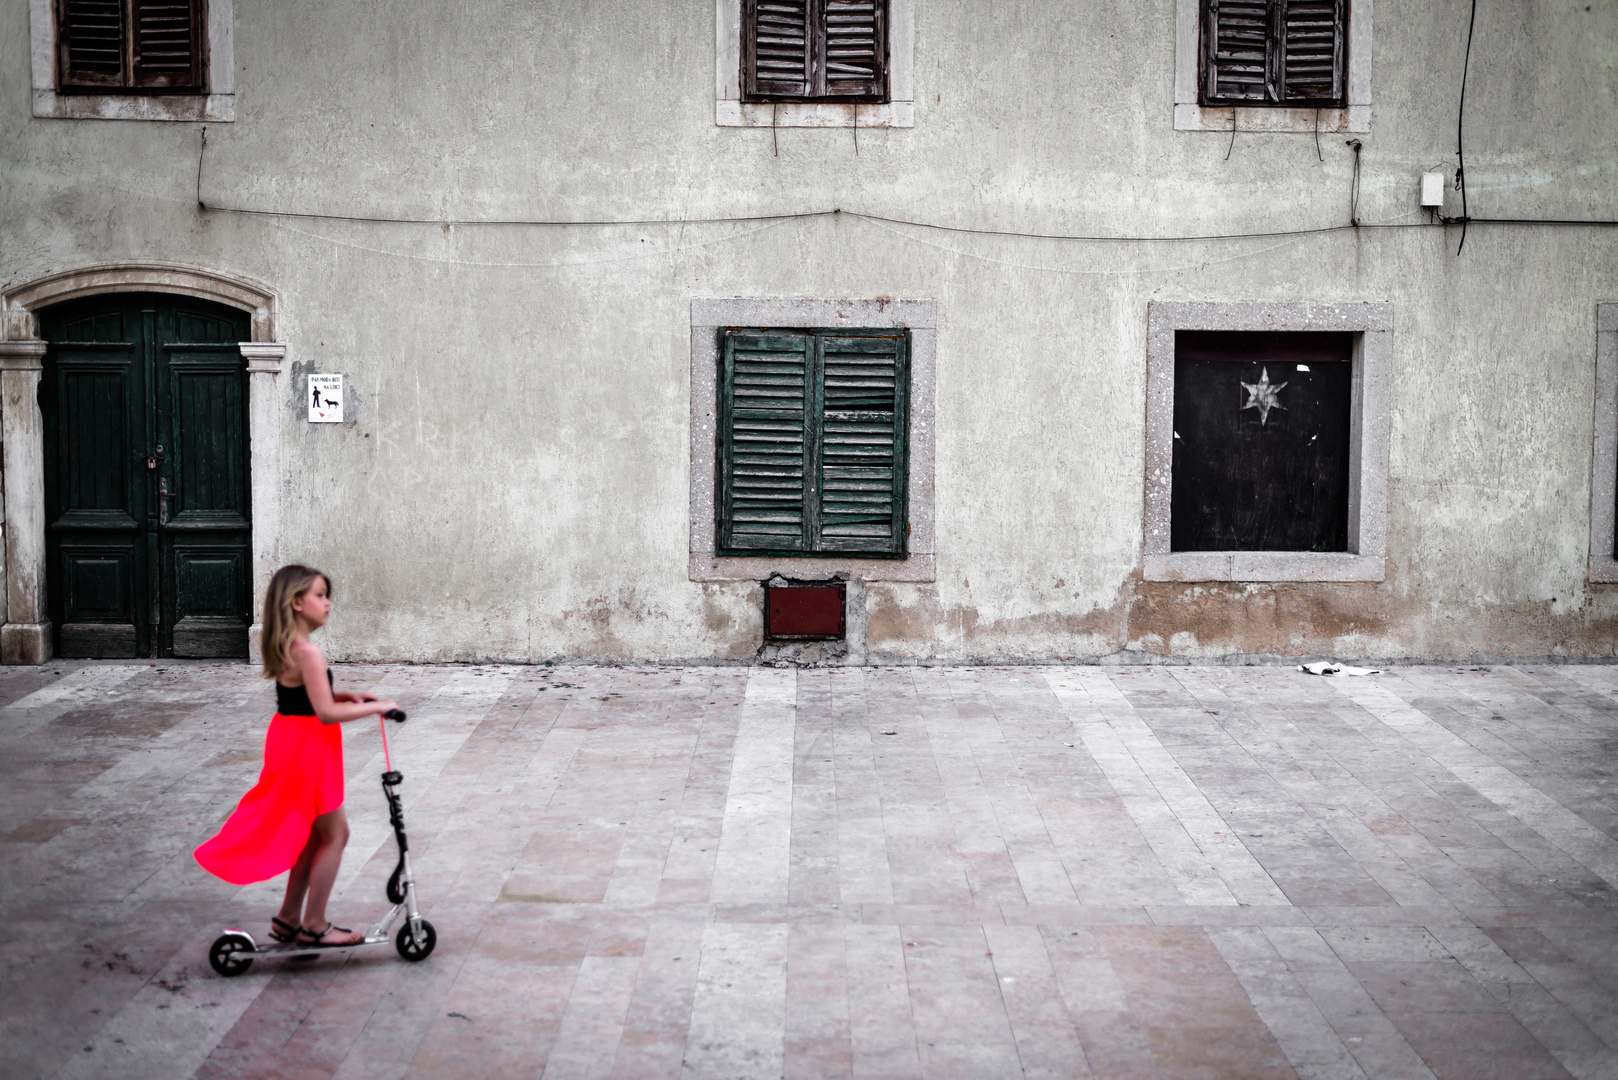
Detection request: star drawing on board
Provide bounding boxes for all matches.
[1240,366,1287,426]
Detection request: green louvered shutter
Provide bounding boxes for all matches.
[719,328,909,557]
[814,332,908,555]
[720,331,812,552]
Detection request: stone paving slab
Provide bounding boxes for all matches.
[4,662,1618,1078]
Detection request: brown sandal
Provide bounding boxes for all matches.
[295,922,363,947]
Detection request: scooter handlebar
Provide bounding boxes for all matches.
[383,708,407,722]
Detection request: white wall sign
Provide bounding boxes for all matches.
[308,374,343,423]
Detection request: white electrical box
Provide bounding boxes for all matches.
[1420,172,1446,208]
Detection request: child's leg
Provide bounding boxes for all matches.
[276,826,321,929]
[299,807,360,943]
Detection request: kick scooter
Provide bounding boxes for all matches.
[208,709,437,976]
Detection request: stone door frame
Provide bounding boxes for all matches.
[0,263,285,664]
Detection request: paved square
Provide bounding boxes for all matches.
[4,662,1618,1079]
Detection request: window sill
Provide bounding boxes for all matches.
[692,553,935,583]
[32,89,235,122]
[1174,103,1369,134]
[717,100,914,129]
[1144,552,1386,583]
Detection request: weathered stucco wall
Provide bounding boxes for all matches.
[3,0,1616,663]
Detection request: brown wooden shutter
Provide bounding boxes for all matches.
[132,0,204,89]
[1279,0,1345,104]
[58,0,203,92]
[59,0,127,89]
[1202,0,1345,107]
[1203,0,1272,103]
[821,0,886,99]
[743,0,887,102]
[744,0,812,99]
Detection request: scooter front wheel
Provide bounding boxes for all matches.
[396,919,436,962]
[209,933,255,977]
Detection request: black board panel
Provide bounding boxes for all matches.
[1171,331,1353,553]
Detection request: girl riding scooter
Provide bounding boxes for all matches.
[195,564,401,948]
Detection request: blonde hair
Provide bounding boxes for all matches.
[261,564,330,681]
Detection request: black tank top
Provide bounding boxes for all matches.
[276,670,334,717]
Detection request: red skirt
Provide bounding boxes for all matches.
[194,713,345,886]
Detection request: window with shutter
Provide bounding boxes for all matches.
[1200,0,1345,108]
[59,0,205,94]
[742,0,888,103]
[719,328,909,557]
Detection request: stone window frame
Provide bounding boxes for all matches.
[691,298,934,583]
[1588,304,1618,582]
[1144,300,1391,582]
[716,0,915,129]
[29,0,236,121]
[1173,0,1371,134]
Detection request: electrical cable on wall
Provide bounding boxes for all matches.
[1346,140,1362,227]
[194,130,1617,243]
[1454,0,1479,253]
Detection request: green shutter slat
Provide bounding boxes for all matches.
[719,331,811,553]
[813,332,908,555]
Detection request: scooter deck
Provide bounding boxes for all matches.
[230,931,391,961]
[226,932,389,965]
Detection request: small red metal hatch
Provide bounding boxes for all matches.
[765,583,845,640]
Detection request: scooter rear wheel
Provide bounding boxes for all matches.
[209,933,255,977]
[396,919,436,962]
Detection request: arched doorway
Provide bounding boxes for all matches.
[0,263,284,665]
[41,294,254,658]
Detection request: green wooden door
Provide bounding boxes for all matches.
[42,296,253,658]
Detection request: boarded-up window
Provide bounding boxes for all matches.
[718,328,909,556]
[1171,332,1353,552]
[58,0,206,93]
[742,0,888,102]
[1201,0,1346,107]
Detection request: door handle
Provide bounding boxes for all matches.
[158,476,179,525]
